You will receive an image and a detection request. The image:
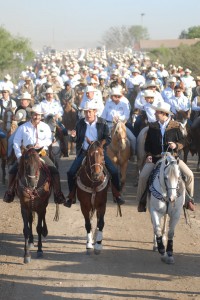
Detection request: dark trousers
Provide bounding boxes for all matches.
[67,151,120,193]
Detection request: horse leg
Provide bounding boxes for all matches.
[120,161,128,192]
[28,212,34,248]
[1,158,6,185]
[150,206,165,255]
[21,207,32,263]
[94,210,105,254]
[85,217,93,250]
[36,212,45,258]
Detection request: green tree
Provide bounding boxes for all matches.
[0,26,34,74]
[101,25,149,50]
[179,26,200,39]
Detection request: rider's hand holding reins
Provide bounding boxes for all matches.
[168,142,177,150]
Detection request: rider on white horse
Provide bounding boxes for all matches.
[136,101,195,212]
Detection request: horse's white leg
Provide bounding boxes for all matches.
[162,214,168,245]
[150,200,166,255]
[86,232,94,249]
[94,230,103,254]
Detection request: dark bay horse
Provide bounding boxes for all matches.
[76,140,110,254]
[16,147,54,263]
[0,110,18,184]
[62,102,77,155]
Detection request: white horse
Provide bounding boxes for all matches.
[148,152,185,264]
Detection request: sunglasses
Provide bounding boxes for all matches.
[113,95,121,98]
[175,90,181,92]
[2,91,8,93]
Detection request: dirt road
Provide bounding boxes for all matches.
[0,155,200,300]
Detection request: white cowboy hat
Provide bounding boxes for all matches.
[20,92,32,100]
[1,84,11,93]
[151,101,173,115]
[85,85,95,93]
[110,87,122,96]
[83,101,98,110]
[143,90,155,98]
[4,74,11,80]
[15,109,27,123]
[45,87,54,94]
[167,77,177,83]
[31,105,43,114]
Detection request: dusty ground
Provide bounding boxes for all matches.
[0,154,200,300]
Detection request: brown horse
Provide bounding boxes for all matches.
[76,140,110,254]
[16,146,54,263]
[107,120,131,192]
[0,110,18,184]
[62,102,77,155]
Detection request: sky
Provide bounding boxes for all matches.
[1,0,200,51]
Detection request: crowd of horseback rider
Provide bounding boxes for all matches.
[0,48,199,210]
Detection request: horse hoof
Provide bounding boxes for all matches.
[37,251,43,258]
[94,243,102,254]
[28,243,34,249]
[161,254,175,264]
[94,249,101,255]
[153,246,158,252]
[86,248,93,255]
[24,256,31,264]
[86,242,94,250]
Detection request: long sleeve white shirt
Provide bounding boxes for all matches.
[13,121,52,159]
[101,98,130,122]
[40,99,64,118]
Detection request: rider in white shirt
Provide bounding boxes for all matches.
[40,87,64,120]
[101,87,136,156]
[168,85,191,114]
[3,104,66,204]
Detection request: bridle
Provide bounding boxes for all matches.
[84,142,104,183]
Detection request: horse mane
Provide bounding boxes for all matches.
[18,148,42,176]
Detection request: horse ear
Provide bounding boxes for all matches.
[165,159,168,165]
[176,157,180,164]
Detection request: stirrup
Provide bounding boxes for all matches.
[115,196,125,206]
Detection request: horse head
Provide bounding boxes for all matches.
[86,140,105,182]
[111,120,127,150]
[19,146,43,189]
[160,153,180,202]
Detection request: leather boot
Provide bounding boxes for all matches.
[51,173,66,204]
[64,187,76,208]
[137,188,148,212]
[111,185,125,205]
[3,173,17,203]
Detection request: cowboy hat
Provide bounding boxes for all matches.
[45,87,54,94]
[85,85,95,93]
[151,101,173,115]
[31,105,43,114]
[143,90,155,98]
[20,92,32,100]
[83,101,98,110]
[110,87,122,96]
[15,109,27,123]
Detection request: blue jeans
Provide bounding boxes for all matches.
[67,151,120,192]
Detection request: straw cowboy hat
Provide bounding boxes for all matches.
[45,87,54,94]
[151,101,173,115]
